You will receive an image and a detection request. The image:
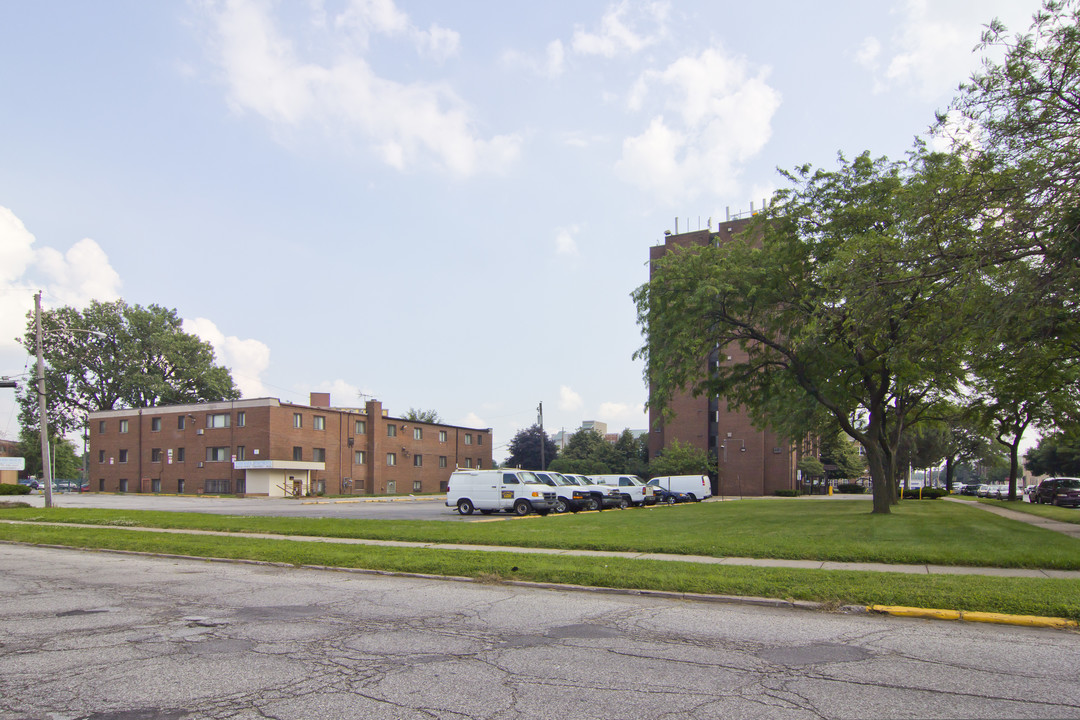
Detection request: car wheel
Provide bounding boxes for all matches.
[554,498,569,514]
[513,499,531,516]
[590,497,602,511]
[618,496,630,509]
[665,496,676,505]
[456,499,474,516]
[688,493,698,502]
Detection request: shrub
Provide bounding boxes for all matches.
[0,484,32,496]
[774,489,801,497]
[902,488,946,500]
[836,483,866,494]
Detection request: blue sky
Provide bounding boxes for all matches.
[0,0,1045,460]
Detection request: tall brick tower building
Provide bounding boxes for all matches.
[646,219,799,497]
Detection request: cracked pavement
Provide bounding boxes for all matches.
[0,545,1077,719]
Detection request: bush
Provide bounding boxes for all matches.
[0,484,31,496]
[901,488,947,500]
[774,489,801,497]
[836,483,866,494]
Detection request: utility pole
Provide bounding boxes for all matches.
[36,291,54,509]
[537,402,545,470]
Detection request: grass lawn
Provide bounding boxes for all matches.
[975,497,1080,524]
[2,497,1079,568]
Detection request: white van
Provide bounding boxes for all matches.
[588,474,656,507]
[647,474,712,501]
[445,469,556,516]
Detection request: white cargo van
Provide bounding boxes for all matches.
[588,474,656,506]
[445,469,557,516]
[647,474,712,501]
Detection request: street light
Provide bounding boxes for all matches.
[34,291,106,509]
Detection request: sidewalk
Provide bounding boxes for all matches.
[945,496,1080,540]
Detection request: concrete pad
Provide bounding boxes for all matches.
[719,557,825,569]
[821,562,929,574]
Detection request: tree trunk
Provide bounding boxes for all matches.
[864,441,892,514]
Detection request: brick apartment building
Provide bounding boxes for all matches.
[87,393,492,497]
[647,219,799,496]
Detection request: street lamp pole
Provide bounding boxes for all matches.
[35,291,54,509]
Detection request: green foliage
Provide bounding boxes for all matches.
[649,439,711,477]
[0,484,31,495]
[837,483,867,494]
[797,456,825,478]
[17,430,80,479]
[402,408,443,424]
[774,490,801,497]
[505,424,556,470]
[549,426,618,474]
[17,299,239,437]
[1025,427,1080,476]
[819,429,866,480]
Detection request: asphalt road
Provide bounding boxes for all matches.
[1,545,1078,719]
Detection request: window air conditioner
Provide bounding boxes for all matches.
[196,429,204,435]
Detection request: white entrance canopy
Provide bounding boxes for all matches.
[234,460,325,497]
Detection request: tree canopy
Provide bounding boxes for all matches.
[648,439,711,478]
[505,424,557,470]
[18,299,240,437]
[402,408,443,424]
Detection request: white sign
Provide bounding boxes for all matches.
[0,457,25,471]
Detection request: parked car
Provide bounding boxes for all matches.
[1032,477,1080,507]
[54,479,83,493]
[17,479,40,490]
[960,483,982,496]
[532,471,598,513]
[651,486,692,504]
[647,474,712,502]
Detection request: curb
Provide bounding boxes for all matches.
[3,539,1078,631]
[867,604,1079,630]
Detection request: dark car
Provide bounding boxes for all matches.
[54,479,83,493]
[652,486,691,505]
[1033,477,1080,507]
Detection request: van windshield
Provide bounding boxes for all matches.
[518,471,541,484]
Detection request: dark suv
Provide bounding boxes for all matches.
[1033,477,1080,507]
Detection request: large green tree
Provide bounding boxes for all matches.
[17,429,80,480]
[18,299,240,437]
[648,439,711,478]
[505,424,557,470]
[548,427,618,475]
[635,152,975,514]
[1025,427,1080,476]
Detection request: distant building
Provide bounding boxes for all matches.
[87,394,492,497]
[647,220,799,496]
[0,438,20,485]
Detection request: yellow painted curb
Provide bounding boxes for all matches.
[868,604,1079,629]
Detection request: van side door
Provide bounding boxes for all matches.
[499,472,521,510]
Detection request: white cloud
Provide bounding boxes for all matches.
[616,46,781,203]
[555,225,580,257]
[571,1,669,58]
[558,385,584,413]
[597,401,646,428]
[36,239,122,309]
[201,0,518,176]
[856,0,1038,100]
[460,411,487,429]
[183,317,271,399]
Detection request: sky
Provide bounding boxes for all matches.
[0,0,1047,461]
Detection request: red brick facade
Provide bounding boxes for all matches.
[647,220,799,496]
[87,395,492,496]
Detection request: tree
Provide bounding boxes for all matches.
[505,424,557,470]
[612,429,648,476]
[403,408,443,424]
[634,152,975,514]
[818,430,866,481]
[17,300,239,438]
[1025,427,1080,476]
[18,429,80,480]
[548,427,618,475]
[648,439,711,478]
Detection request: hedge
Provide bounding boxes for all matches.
[0,484,32,496]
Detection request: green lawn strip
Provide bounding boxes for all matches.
[1,522,1077,620]
[3,499,1079,569]
[973,498,1080,524]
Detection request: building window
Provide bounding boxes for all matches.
[439,456,447,468]
[207,413,230,428]
[236,446,246,461]
[414,427,423,440]
[314,416,326,431]
[119,478,128,493]
[205,479,231,494]
[464,457,472,468]
[293,413,303,429]
[151,417,161,432]
[177,447,185,462]
[477,434,483,446]
[465,433,473,445]
[237,412,245,427]
[439,430,447,442]
[98,420,106,433]
[355,451,366,465]
[386,453,397,466]
[413,454,423,467]
[413,480,422,492]
[387,424,397,437]
[206,447,229,462]
[476,458,482,469]
[355,420,366,434]
[312,448,326,463]
[151,448,162,463]
[178,416,186,430]
[98,450,105,463]
[293,446,303,461]
[118,449,128,463]
[119,420,128,434]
